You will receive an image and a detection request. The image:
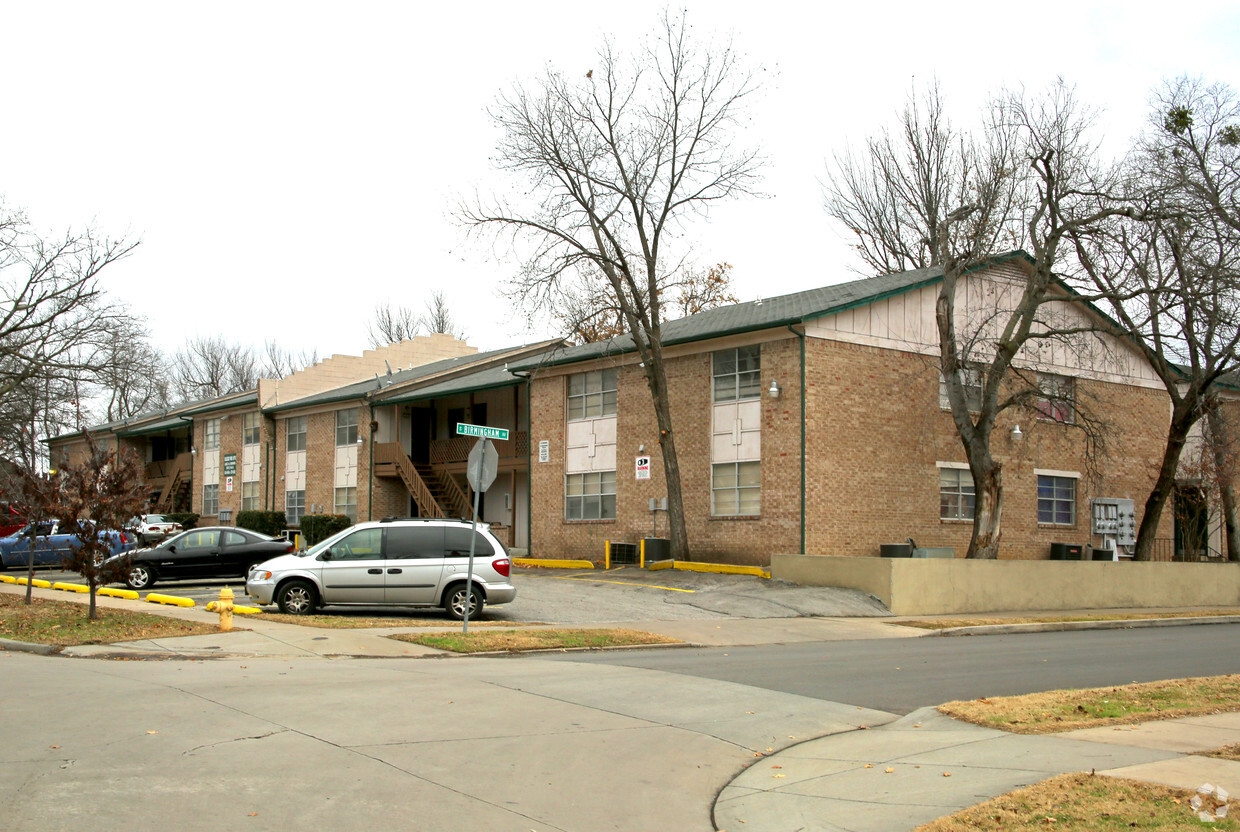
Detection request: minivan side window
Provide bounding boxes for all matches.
[385,526,445,559]
[328,528,383,561]
[444,528,494,557]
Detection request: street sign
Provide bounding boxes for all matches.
[466,438,499,493]
[456,423,509,441]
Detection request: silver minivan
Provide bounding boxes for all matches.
[245,518,515,619]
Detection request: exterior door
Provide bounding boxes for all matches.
[317,527,386,604]
[382,525,446,605]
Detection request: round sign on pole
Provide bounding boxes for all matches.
[467,438,499,492]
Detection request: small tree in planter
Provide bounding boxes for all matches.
[48,436,148,620]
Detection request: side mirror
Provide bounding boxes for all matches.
[319,550,333,561]
[167,545,177,554]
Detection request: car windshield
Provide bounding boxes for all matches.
[301,527,355,558]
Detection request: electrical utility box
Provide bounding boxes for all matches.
[1091,498,1136,547]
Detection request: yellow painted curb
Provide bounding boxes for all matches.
[98,587,140,600]
[15,577,52,588]
[206,601,262,615]
[51,582,89,593]
[145,593,195,608]
[647,560,674,571]
[672,561,770,579]
[0,575,16,583]
[514,558,595,570]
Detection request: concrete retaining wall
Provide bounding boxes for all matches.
[771,554,1240,615]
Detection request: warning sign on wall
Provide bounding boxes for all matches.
[635,456,651,480]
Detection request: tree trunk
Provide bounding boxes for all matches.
[1133,403,1196,561]
[968,455,1003,559]
[645,354,689,560]
[1207,404,1240,561]
[89,586,99,621]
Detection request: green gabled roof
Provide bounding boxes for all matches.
[375,365,526,405]
[507,252,1035,372]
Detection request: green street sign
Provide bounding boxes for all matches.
[456,423,509,440]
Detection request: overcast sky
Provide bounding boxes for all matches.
[2,1,1238,366]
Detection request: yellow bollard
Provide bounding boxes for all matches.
[217,586,234,632]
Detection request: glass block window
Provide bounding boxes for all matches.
[1038,475,1076,525]
[336,408,359,446]
[713,345,761,402]
[287,416,307,452]
[712,461,761,516]
[939,468,975,520]
[567,369,618,420]
[565,471,616,520]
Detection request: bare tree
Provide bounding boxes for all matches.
[421,289,465,338]
[463,14,762,558]
[1205,390,1240,561]
[368,302,422,348]
[169,336,259,402]
[260,339,318,379]
[825,82,1136,558]
[0,202,138,401]
[93,320,170,422]
[1071,77,1240,560]
[47,434,147,620]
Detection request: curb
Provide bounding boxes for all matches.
[926,614,1240,637]
[0,637,62,656]
[514,558,596,570]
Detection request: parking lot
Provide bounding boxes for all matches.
[11,564,892,624]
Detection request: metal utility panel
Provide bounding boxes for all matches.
[1091,498,1136,546]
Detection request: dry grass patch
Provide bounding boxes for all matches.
[0,593,220,646]
[391,627,681,653]
[914,772,1239,831]
[259,612,538,628]
[1200,742,1240,762]
[898,610,1240,630]
[939,675,1240,734]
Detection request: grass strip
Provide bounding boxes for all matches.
[259,613,541,628]
[938,674,1240,734]
[391,627,681,653]
[914,773,1240,831]
[897,610,1240,630]
[0,593,220,646]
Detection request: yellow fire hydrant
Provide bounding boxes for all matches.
[217,586,235,632]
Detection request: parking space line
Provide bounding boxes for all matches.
[552,573,696,593]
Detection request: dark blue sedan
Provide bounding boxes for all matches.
[0,522,136,569]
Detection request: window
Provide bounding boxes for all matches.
[242,481,260,511]
[287,416,307,452]
[204,418,221,451]
[1038,475,1076,525]
[939,468,975,521]
[445,527,495,557]
[567,369,618,420]
[335,486,357,522]
[713,345,761,402]
[712,461,761,516]
[285,490,305,525]
[243,412,261,445]
[1035,373,1075,423]
[326,528,383,561]
[181,529,221,549]
[223,530,249,546]
[565,470,616,520]
[386,525,445,558]
[939,365,984,411]
[336,408,358,446]
[202,484,219,516]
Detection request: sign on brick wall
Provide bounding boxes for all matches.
[222,453,237,477]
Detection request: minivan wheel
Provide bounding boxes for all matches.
[126,564,156,590]
[277,580,318,615]
[444,585,483,621]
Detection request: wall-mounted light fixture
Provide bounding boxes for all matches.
[1010,424,1024,442]
[768,380,781,399]
[638,444,645,453]
[191,447,197,456]
[356,435,365,445]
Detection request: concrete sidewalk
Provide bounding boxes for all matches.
[5,582,1240,830]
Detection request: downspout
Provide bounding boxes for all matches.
[789,325,806,555]
[511,370,533,555]
[367,402,375,522]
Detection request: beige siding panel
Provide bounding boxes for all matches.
[241,444,261,482]
[335,445,358,488]
[285,450,306,491]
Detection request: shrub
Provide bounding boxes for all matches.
[235,510,287,538]
[299,514,352,545]
[165,512,199,530]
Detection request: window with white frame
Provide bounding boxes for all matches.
[287,416,307,452]
[565,471,616,520]
[1038,475,1077,525]
[204,418,221,451]
[1035,373,1075,423]
[939,468,975,520]
[285,490,305,525]
[335,486,357,522]
[939,364,984,411]
[567,369,618,420]
[336,408,358,446]
[243,412,261,445]
[712,460,760,516]
[242,481,260,511]
[713,345,761,402]
[203,484,219,516]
